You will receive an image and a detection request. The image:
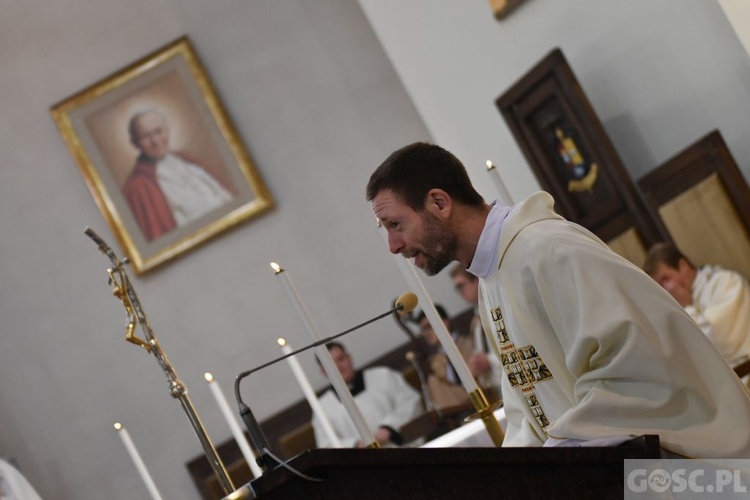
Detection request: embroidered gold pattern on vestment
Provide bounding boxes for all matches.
[491,305,552,430]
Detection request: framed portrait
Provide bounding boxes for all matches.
[496,48,664,262]
[51,36,273,274]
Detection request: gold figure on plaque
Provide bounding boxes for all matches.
[554,127,598,192]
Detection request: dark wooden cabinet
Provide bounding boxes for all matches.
[496,48,664,248]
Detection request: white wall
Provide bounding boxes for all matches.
[0,1,458,499]
[358,0,750,200]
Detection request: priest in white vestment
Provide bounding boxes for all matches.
[368,142,750,459]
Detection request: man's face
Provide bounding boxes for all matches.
[372,189,458,276]
[650,260,693,303]
[327,346,355,384]
[418,316,449,346]
[452,273,479,306]
[132,112,170,160]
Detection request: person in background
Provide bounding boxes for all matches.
[312,342,422,448]
[366,141,750,457]
[643,242,750,369]
[450,264,503,400]
[416,305,472,409]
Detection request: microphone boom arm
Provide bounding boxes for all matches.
[234,306,401,387]
[233,294,418,472]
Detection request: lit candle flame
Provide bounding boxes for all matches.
[277,338,287,347]
[486,160,494,170]
[270,262,283,274]
[204,372,214,383]
[114,422,122,431]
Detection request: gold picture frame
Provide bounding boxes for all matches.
[488,0,526,19]
[51,36,273,274]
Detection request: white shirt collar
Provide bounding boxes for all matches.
[467,201,512,279]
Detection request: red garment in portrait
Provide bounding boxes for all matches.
[122,152,231,242]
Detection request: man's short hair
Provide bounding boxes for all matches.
[415,304,448,323]
[643,242,694,276]
[315,341,347,367]
[366,142,485,211]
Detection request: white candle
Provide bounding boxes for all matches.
[378,226,505,447]
[271,262,376,447]
[114,423,164,500]
[486,160,513,206]
[277,338,342,448]
[204,373,264,478]
[377,227,479,394]
[473,318,485,355]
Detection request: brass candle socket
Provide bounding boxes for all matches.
[465,388,504,447]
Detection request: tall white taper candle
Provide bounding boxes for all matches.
[204,373,264,478]
[271,263,376,447]
[114,423,164,500]
[377,227,479,393]
[277,338,342,448]
[473,319,485,355]
[486,160,513,206]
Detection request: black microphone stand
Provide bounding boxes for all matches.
[233,303,407,474]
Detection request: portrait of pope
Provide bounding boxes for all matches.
[122,109,234,242]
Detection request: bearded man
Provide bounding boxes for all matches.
[366,141,750,458]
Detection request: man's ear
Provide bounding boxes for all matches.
[425,189,452,219]
[678,258,691,273]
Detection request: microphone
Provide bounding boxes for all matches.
[395,292,418,317]
[405,351,441,419]
[233,292,418,473]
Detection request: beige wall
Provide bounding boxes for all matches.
[720,0,750,58]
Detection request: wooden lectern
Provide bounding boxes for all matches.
[224,435,660,500]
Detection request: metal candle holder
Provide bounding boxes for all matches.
[85,228,235,495]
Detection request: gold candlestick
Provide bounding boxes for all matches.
[465,389,504,446]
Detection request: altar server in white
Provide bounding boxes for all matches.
[312,342,422,448]
[367,142,750,458]
[643,242,750,369]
